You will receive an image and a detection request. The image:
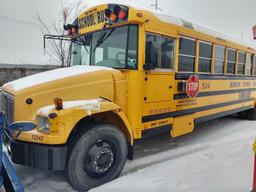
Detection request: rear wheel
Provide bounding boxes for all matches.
[66,124,127,192]
[238,107,256,120]
[244,108,256,120]
[237,111,246,119]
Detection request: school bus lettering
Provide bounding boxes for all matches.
[176,99,197,107]
[230,82,241,88]
[78,10,106,29]
[243,82,251,87]
[149,107,172,115]
[158,120,169,126]
[1,3,256,191]
[239,92,251,100]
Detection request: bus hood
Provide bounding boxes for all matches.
[2,65,125,121]
[3,66,117,93]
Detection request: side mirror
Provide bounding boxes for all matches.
[8,122,36,132]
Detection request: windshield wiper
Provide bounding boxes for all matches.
[93,25,116,52]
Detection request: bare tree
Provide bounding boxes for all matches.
[35,0,84,67]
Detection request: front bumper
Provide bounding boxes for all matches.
[6,139,67,171]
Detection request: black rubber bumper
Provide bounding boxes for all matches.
[8,140,68,171]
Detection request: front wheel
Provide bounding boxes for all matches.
[66,124,128,192]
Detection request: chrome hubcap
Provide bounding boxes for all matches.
[85,140,115,177]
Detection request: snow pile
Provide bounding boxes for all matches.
[12,117,256,192]
[4,66,114,91]
[90,117,256,192]
[37,98,104,116]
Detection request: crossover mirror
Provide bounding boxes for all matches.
[8,122,36,132]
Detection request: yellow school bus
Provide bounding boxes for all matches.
[1,3,256,191]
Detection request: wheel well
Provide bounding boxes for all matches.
[66,111,133,159]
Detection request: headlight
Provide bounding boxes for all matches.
[37,116,50,133]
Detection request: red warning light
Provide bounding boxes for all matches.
[64,24,78,36]
[105,5,128,24]
[118,9,127,20]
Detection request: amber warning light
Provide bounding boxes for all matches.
[54,98,63,111]
[253,25,256,40]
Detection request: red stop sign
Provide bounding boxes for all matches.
[186,75,200,98]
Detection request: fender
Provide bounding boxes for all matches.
[16,99,134,145]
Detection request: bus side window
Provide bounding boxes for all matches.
[214,45,225,74]
[238,51,245,75]
[246,53,253,76]
[227,49,236,74]
[178,37,196,72]
[198,41,212,73]
[145,33,174,69]
[161,37,174,69]
[146,34,160,68]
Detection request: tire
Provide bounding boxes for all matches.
[245,108,256,120]
[66,124,128,192]
[237,111,246,119]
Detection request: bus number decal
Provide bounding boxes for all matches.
[202,82,211,90]
[242,82,251,87]
[32,135,44,142]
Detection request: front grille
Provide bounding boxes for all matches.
[0,90,14,124]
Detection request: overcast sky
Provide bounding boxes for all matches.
[0,0,255,65]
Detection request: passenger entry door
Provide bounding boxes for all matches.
[144,33,176,103]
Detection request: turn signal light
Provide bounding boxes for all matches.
[54,98,63,111]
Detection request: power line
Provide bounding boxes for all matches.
[0,15,40,28]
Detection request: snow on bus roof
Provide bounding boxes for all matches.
[154,11,254,48]
[83,2,255,49]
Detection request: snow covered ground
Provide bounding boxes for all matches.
[13,115,256,192]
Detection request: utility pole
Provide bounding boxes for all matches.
[151,0,159,10]
[253,25,256,40]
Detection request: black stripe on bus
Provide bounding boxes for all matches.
[194,105,252,124]
[174,88,256,100]
[142,124,172,138]
[142,98,253,123]
[175,72,256,80]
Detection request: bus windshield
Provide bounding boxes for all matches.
[70,25,138,69]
